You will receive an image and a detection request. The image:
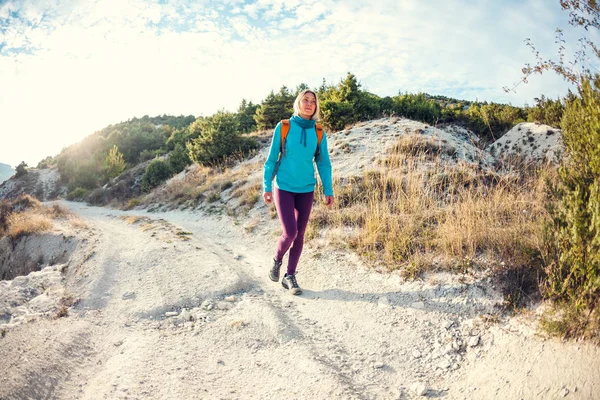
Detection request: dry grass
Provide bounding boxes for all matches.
[6,211,53,239]
[142,161,263,217]
[143,161,263,213]
[232,181,262,210]
[122,216,149,225]
[243,216,261,233]
[309,140,551,288]
[386,134,456,162]
[0,195,75,239]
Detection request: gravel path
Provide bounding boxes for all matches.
[1,200,599,400]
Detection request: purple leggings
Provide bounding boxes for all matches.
[273,188,314,275]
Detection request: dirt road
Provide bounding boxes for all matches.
[1,201,598,400]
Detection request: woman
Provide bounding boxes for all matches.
[263,89,334,295]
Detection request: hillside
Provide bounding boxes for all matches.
[2,117,599,399]
[0,162,14,184]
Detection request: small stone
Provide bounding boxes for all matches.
[373,362,385,369]
[114,340,123,347]
[224,295,237,303]
[122,291,136,300]
[412,350,422,359]
[410,382,428,396]
[165,311,179,317]
[468,336,480,347]
[437,359,451,369]
[412,301,426,310]
[443,343,455,355]
[561,388,570,397]
[179,309,192,321]
[201,299,214,311]
[444,320,454,330]
[217,301,234,311]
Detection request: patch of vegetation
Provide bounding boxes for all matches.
[307,139,549,297]
[66,187,90,201]
[541,76,600,340]
[141,159,172,192]
[0,195,59,240]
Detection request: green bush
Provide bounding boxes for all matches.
[392,93,441,125]
[87,188,108,205]
[236,99,258,133]
[66,160,100,192]
[66,187,90,201]
[187,111,258,166]
[105,145,125,178]
[15,162,28,178]
[254,87,294,130]
[139,148,163,162]
[543,75,600,339]
[168,143,191,174]
[36,156,54,169]
[527,95,565,128]
[320,100,355,131]
[141,159,172,192]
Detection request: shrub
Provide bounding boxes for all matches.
[141,159,172,192]
[66,160,100,192]
[186,111,258,166]
[105,145,126,178]
[254,87,294,130]
[542,75,600,339]
[0,200,12,235]
[126,198,142,210]
[139,148,163,162]
[527,95,565,128]
[0,195,54,239]
[320,100,355,131]
[67,187,90,201]
[15,161,28,178]
[87,188,108,205]
[6,211,52,240]
[168,143,191,174]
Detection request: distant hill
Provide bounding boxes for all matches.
[0,163,14,184]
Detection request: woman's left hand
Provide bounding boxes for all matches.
[324,195,334,207]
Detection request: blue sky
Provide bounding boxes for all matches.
[0,0,596,167]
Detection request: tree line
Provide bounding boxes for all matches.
[30,73,565,199]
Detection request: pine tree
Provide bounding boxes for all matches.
[105,145,125,178]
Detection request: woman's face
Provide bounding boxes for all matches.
[299,92,317,119]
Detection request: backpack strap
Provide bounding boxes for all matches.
[280,119,290,158]
[271,119,324,181]
[315,123,323,160]
[271,120,290,181]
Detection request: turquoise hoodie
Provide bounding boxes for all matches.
[263,118,333,196]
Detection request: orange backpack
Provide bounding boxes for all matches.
[271,119,324,180]
[279,119,324,159]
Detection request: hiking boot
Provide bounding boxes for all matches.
[269,259,283,282]
[282,273,302,295]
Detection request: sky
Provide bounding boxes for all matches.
[0,0,597,168]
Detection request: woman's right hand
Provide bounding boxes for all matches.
[263,192,273,204]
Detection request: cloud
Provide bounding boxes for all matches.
[0,0,587,167]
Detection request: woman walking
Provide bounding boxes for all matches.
[263,89,334,295]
